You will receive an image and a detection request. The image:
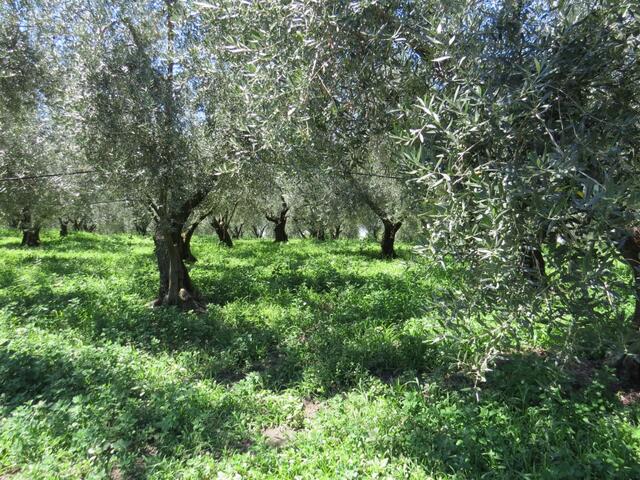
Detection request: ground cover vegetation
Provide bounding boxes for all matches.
[2,0,640,478]
[1,232,640,478]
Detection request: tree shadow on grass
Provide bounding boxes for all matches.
[376,351,640,478]
[0,345,253,479]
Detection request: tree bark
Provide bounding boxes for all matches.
[59,218,69,237]
[19,208,40,247]
[152,225,203,311]
[381,219,402,259]
[266,197,289,243]
[72,217,96,232]
[181,225,198,262]
[621,229,640,327]
[212,217,233,247]
[21,227,41,247]
[331,224,342,240]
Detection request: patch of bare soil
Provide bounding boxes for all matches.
[262,398,323,449]
[303,398,322,419]
[617,390,640,407]
[0,467,20,480]
[262,425,296,448]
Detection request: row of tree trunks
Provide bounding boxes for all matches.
[309,227,326,241]
[252,225,267,238]
[231,223,244,239]
[266,196,289,243]
[71,217,96,232]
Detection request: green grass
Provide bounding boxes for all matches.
[1,230,640,478]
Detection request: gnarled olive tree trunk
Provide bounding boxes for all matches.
[266,196,289,243]
[381,219,402,259]
[180,207,215,262]
[153,225,202,310]
[212,216,233,248]
[19,208,41,247]
[181,224,198,262]
[150,190,209,311]
[347,173,401,258]
[21,227,41,247]
[59,218,69,237]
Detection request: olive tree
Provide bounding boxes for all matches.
[68,0,262,309]
[403,0,640,364]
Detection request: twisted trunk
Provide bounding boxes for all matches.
[153,225,203,311]
[59,218,69,237]
[21,228,41,247]
[19,208,40,247]
[212,217,233,248]
[150,185,210,310]
[381,219,402,259]
[266,197,289,243]
[272,220,288,242]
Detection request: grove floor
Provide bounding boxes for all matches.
[1,231,640,479]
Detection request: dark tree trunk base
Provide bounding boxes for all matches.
[273,222,288,243]
[154,230,205,312]
[381,220,401,259]
[59,219,69,237]
[215,227,233,247]
[212,218,233,248]
[21,229,41,247]
[148,291,206,313]
[267,197,289,243]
